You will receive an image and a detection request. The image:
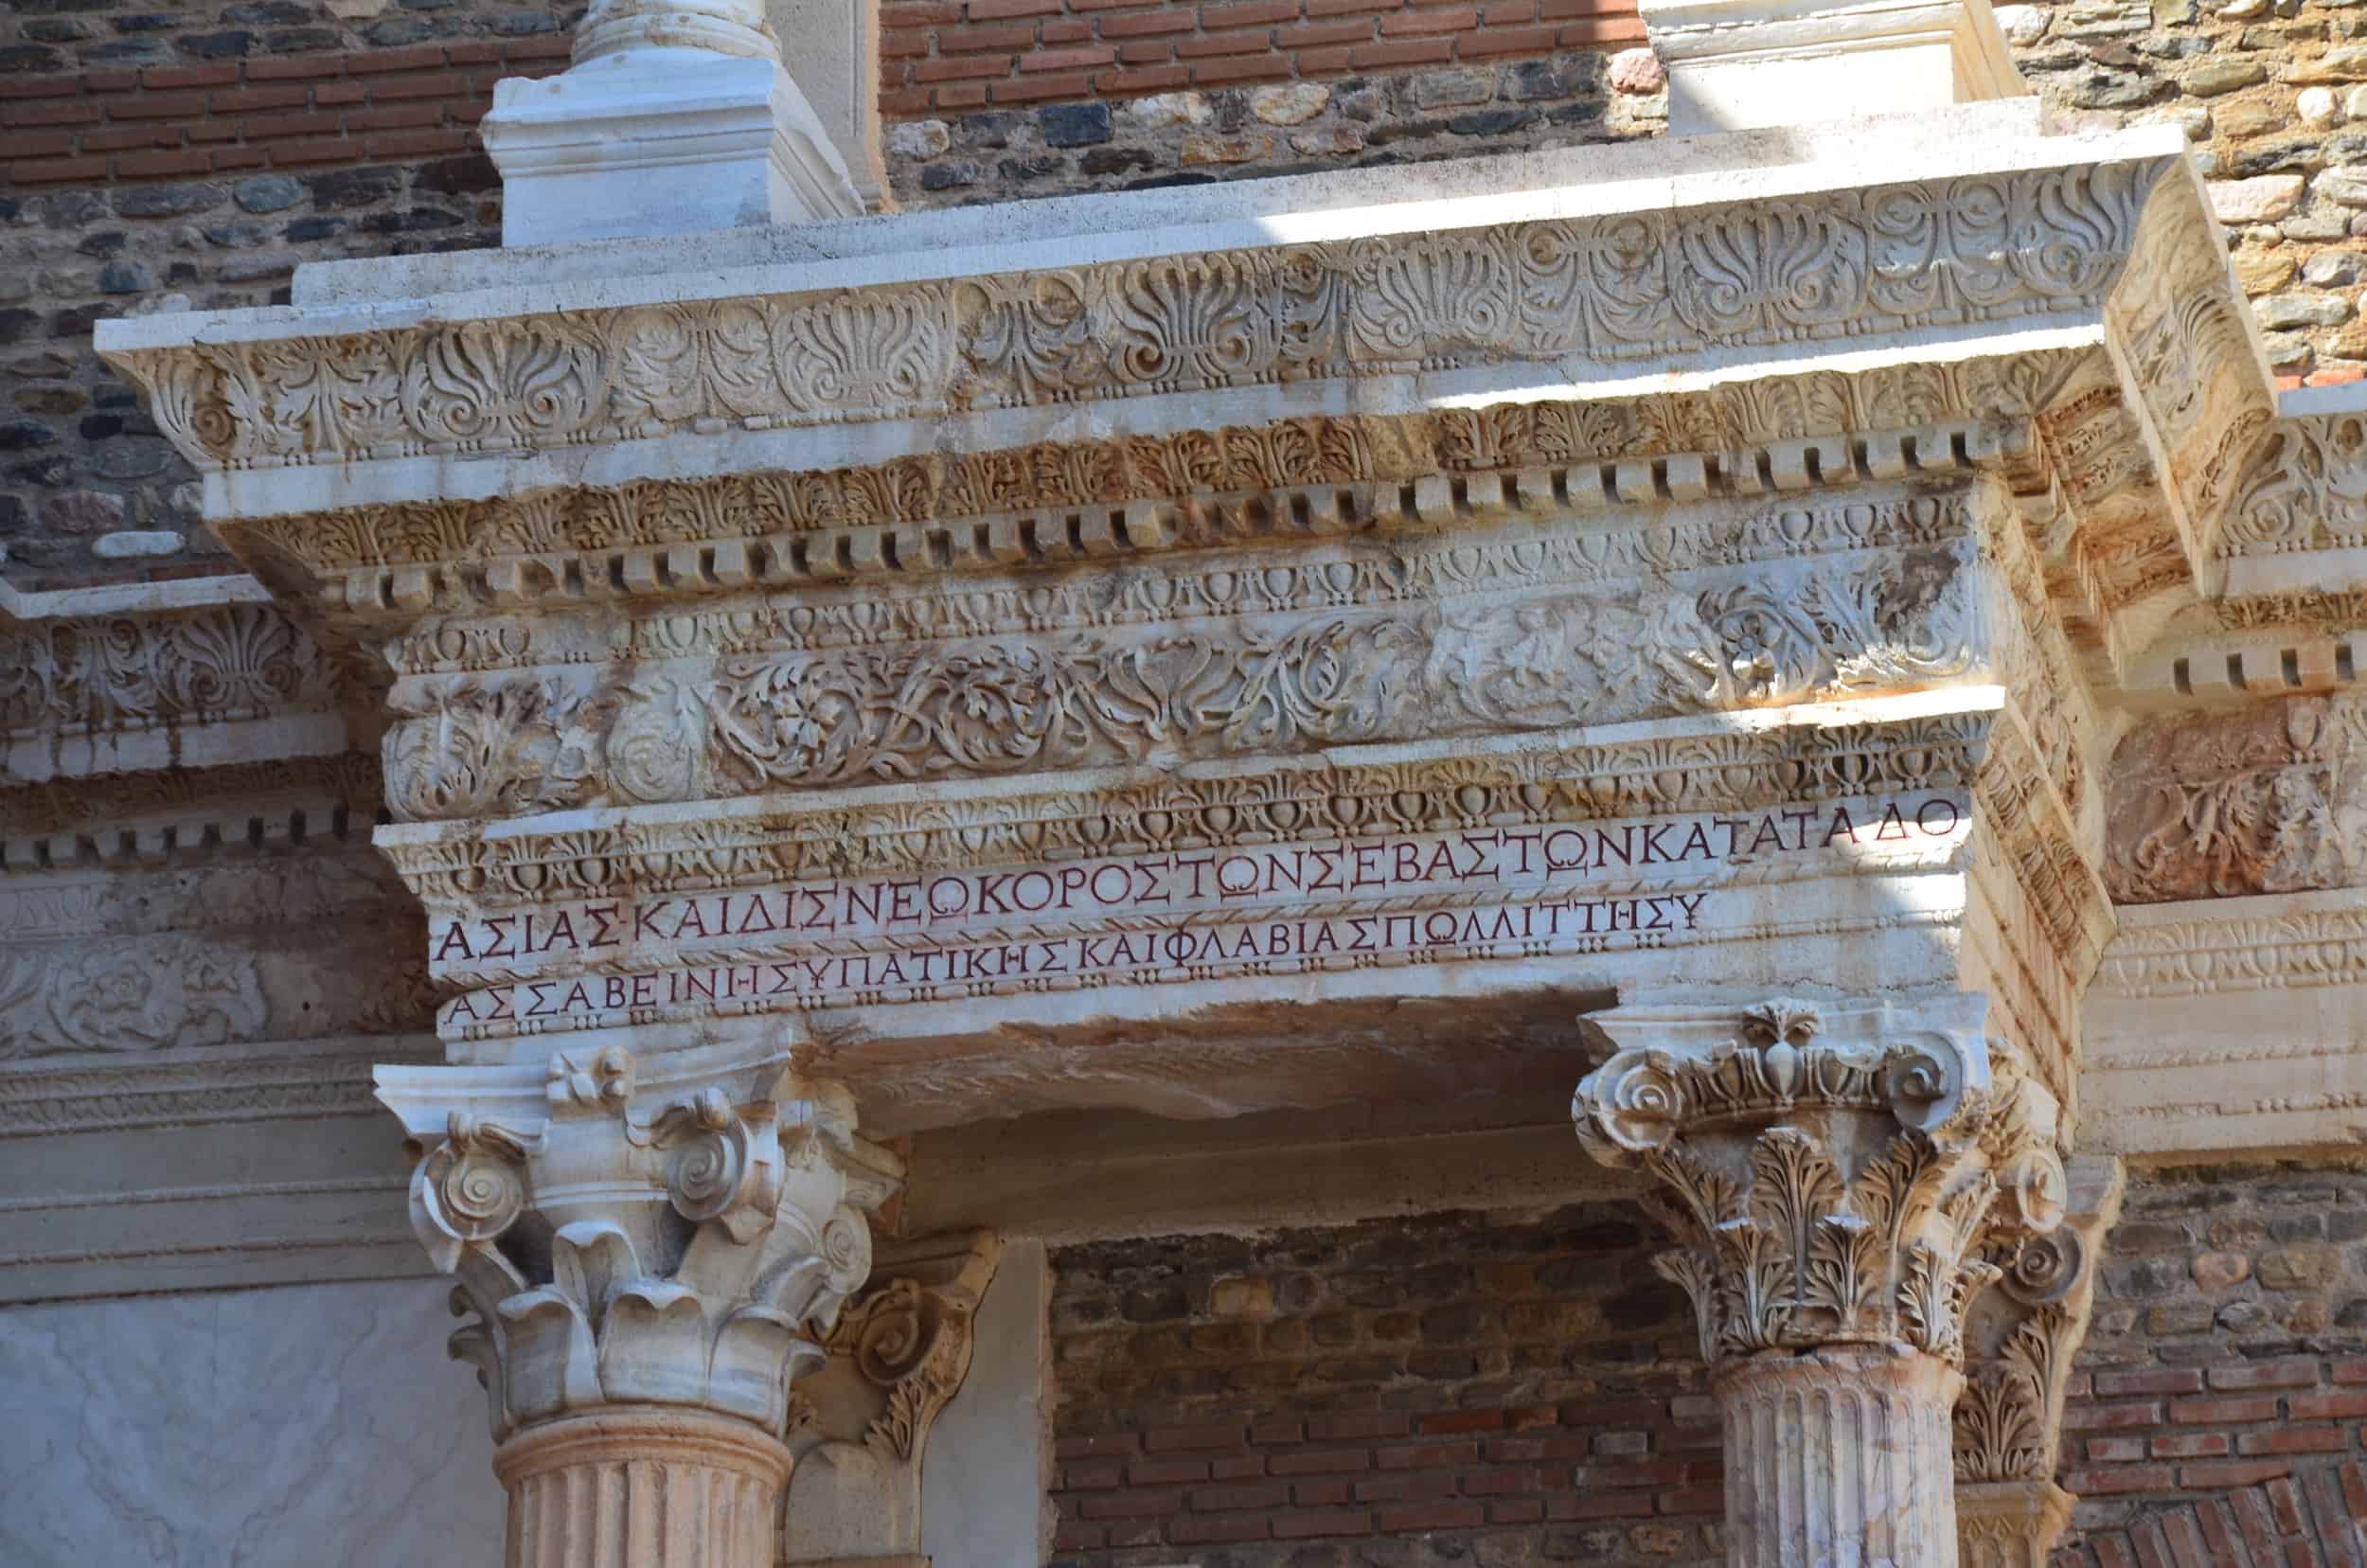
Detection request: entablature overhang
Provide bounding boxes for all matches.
[93,108,2271,695]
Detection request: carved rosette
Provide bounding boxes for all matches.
[392,1051,900,1445]
[1574,994,2067,1568]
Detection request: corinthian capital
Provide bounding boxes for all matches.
[1573,993,2066,1367]
[378,1043,902,1442]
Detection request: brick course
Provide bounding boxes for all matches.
[2,42,567,190]
[1048,1169,2367,1566]
[1048,1203,1725,1567]
[878,0,1643,116]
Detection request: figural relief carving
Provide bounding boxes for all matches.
[2107,691,2367,902]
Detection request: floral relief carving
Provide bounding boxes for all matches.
[2106,691,2367,903]
[1574,995,2066,1369]
[377,542,1994,821]
[0,936,269,1059]
[112,167,2166,479]
[0,604,333,743]
[399,1055,900,1443]
[2225,412,2367,557]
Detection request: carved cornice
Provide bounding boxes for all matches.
[0,1033,435,1138]
[1573,994,2068,1369]
[103,163,2172,486]
[0,751,383,853]
[379,1042,902,1443]
[220,375,2039,615]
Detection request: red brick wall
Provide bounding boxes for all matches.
[877,0,1645,118]
[2052,1165,2367,1561]
[2,42,565,191]
[1047,1204,1723,1566]
[1046,1168,2367,1567]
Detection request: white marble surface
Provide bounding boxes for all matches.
[0,1279,502,1567]
[924,1239,1051,1568]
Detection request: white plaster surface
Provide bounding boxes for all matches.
[922,1239,1051,1568]
[0,1279,501,1567]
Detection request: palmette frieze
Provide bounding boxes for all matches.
[2091,892,2367,1000]
[377,537,2001,821]
[108,165,2166,480]
[0,600,340,753]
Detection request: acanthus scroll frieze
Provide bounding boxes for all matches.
[378,530,2002,821]
[107,165,2166,479]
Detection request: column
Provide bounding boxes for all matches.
[1952,1157,2123,1568]
[479,0,863,246]
[1573,994,2068,1568]
[380,1044,902,1568]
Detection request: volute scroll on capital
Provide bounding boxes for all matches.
[1572,993,2067,1367]
[383,1044,902,1443]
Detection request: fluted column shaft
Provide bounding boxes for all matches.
[496,1408,792,1568]
[1572,996,2071,1568]
[1717,1348,1961,1568]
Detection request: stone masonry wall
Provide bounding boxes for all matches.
[2054,1162,2367,1561]
[1045,1170,2367,1567]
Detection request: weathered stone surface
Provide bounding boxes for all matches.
[888,119,952,160]
[1249,82,1328,126]
[2233,248,2299,291]
[2256,291,2355,327]
[1608,45,1666,93]
[2182,59,2267,93]
[2209,172,2306,220]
